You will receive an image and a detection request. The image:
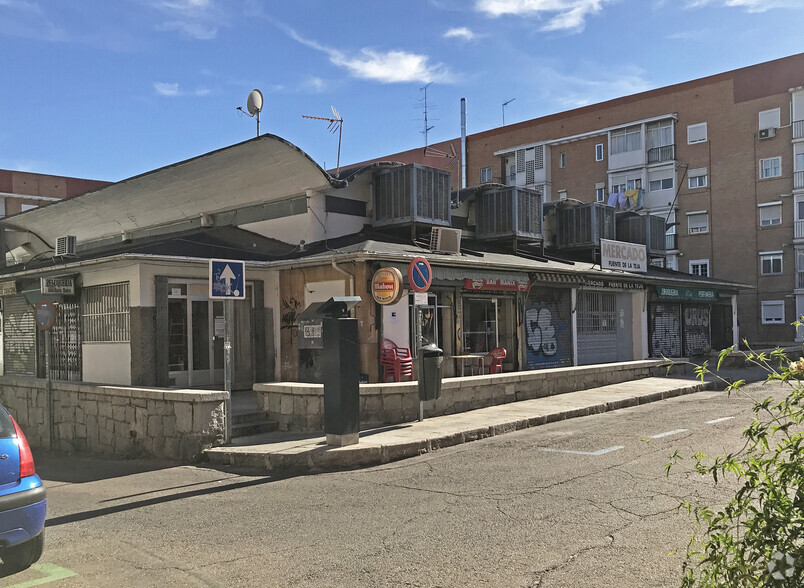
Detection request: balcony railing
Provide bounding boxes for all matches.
[795,170,804,190]
[647,144,675,164]
[796,220,804,240]
[798,271,804,289]
[665,233,678,251]
[794,120,804,140]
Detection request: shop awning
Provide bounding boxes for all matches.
[386,263,529,286]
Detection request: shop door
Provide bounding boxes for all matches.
[576,291,618,365]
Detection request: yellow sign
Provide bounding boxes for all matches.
[371,267,404,305]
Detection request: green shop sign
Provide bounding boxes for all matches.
[656,285,718,301]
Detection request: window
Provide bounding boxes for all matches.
[689,259,710,277]
[687,211,709,234]
[759,108,781,131]
[760,157,782,179]
[596,187,605,202]
[688,174,707,189]
[610,125,641,155]
[759,202,782,226]
[687,122,707,144]
[595,143,604,161]
[480,167,493,183]
[81,282,131,343]
[508,164,516,182]
[761,300,785,324]
[559,152,566,168]
[646,120,673,149]
[649,178,673,191]
[760,251,783,275]
[611,182,625,194]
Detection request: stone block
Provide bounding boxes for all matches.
[306,397,321,415]
[162,416,177,437]
[112,405,127,422]
[382,394,403,417]
[280,395,294,416]
[98,402,113,419]
[147,415,161,437]
[175,403,193,433]
[84,400,98,416]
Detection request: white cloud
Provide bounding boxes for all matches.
[443,27,477,41]
[153,82,210,97]
[474,0,610,32]
[283,25,455,84]
[151,0,222,39]
[300,76,328,93]
[685,0,803,10]
[529,62,653,109]
[154,82,180,96]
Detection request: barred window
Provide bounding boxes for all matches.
[81,282,130,342]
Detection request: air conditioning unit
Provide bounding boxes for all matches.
[55,235,76,256]
[759,127,776,140]
[430,227,462,254]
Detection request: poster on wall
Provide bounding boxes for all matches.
[525,288,572,369]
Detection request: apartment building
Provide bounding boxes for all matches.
[0,168,110,218]
[360,53,804,346]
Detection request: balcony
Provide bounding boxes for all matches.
[665,233,678,251]
[796,220,804,240]
[647,144,675,164]
[798,271,804,289]
[794,120,804,140]
[796,170,804,190]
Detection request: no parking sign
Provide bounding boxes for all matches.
[408,257,432,293]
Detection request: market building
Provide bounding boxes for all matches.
[0,134,744,389]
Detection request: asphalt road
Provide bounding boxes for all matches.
[3,379,787,588]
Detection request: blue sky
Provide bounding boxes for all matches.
[1,0,803,182]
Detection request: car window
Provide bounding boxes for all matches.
[0,406,15,438]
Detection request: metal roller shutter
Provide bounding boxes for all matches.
[3,295,37,376]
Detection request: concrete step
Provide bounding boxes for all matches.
[231,412,278,439]
[205,376,718,474]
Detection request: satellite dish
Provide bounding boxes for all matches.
[247,89,263,116]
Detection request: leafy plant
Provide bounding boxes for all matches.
[668,342,803,587]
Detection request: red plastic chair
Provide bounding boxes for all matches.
[483,347,506,374]
[380,339,414,382]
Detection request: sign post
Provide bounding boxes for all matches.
[209,259,246,443]
[34,300,58,450]
[408,257,433,422]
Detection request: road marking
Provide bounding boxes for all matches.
[650,429,688,439]
[706,416,735,424]
[5,563,76,587]
[540,446,624,456]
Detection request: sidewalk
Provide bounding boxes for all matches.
[205,369,765,475]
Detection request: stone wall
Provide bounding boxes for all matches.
[255,360,663,432]
[0,376,226,461]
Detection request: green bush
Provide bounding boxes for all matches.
[670,344,803,587]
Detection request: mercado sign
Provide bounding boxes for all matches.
[585,279,643,290]
[371,267,404,304]
[656,285,718,301]
[600,239,647,273]
[465,277,530,292]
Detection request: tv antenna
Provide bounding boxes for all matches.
[420,82,435,147]
[303,105,343,177]
[502,98,516,126]
[236,89,263,137]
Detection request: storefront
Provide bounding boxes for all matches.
[648,285,721,358]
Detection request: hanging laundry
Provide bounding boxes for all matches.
[624,189,640,208]
[617,192,629,209]
[607,192,621,207]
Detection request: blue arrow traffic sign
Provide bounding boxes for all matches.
[209,259,246,299]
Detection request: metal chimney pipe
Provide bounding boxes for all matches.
[460,98,467,189]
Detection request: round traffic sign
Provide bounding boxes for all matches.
[408,257,432,293]
[34,300,58,331]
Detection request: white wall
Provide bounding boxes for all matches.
[83,343,131,385]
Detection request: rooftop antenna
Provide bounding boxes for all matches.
[502,97,516,126]
[303,106,343,177]
[236,89,263,137]
[420,82,435,147]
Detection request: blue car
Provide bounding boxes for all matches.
[0,405,45,573]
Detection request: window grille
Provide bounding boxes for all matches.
[533,145,544,170]
[516,149,525,173]
[81,282,130,343]
[525,160,535,185]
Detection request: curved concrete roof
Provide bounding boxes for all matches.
[1,134,339,250]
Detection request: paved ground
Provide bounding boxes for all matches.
[5,374,786,587]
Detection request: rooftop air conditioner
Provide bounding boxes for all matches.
[430,227,462,254]
[758,127,776,140]
[55,235,76,256]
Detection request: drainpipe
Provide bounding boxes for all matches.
[331,260,355,297]
[461,98,467,189]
